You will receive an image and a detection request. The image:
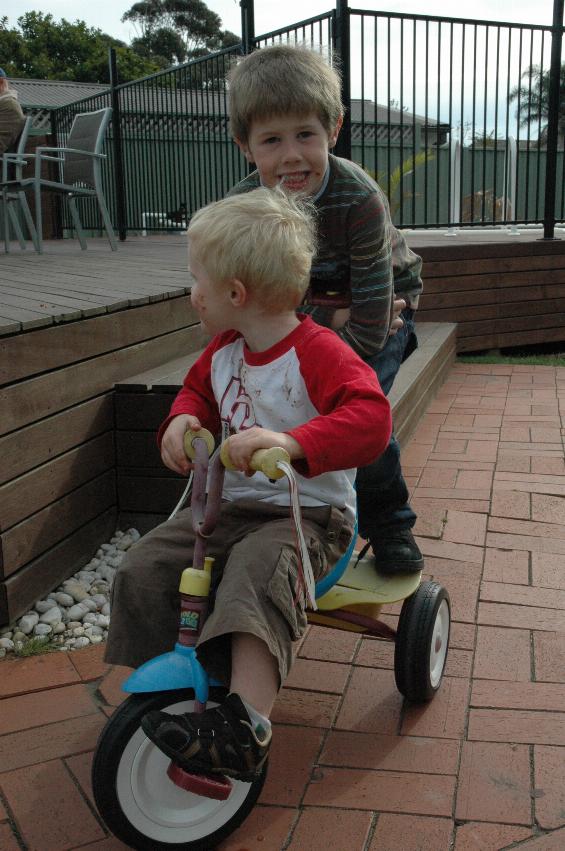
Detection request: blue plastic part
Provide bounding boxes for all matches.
[314,521,358,599]
[123,643,221,701]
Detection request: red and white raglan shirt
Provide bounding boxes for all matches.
[159,315,392,525]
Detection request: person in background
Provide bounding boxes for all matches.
[0,68,25,156]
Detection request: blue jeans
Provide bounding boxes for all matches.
[356,309,418,540]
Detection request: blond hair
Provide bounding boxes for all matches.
[188,187,316,312]
[228,44,343,143]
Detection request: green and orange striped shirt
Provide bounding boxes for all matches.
[228,154,423,359]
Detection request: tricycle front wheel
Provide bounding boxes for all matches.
[92,688,267,851]
[394,580,450,702]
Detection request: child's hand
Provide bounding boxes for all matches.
[389,298,406,336]
[161,414,202,475]
[224,427,303,476]
[331,308,351,330]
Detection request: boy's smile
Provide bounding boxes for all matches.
[238,113,341,198]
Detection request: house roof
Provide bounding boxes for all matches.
[12,76,448,128]
[11,78,109,109]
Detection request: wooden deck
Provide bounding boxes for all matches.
[0,234,190,336]
[0,236,206,625]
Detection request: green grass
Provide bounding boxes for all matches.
[12,637,58,658]
[458,353,565,367]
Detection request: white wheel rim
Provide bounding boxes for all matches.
[115,699,254,844]
[429,599,450,687]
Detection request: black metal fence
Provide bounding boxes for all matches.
[49,0,565,237]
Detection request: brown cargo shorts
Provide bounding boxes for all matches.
[105,499,353,686]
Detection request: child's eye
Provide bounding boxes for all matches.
[262,136,279,145]
[298,131,314,139]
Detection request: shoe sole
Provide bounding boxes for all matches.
[376,560,424,575]
[141,719,265,783]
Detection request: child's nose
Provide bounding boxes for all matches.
[281,139,301,161]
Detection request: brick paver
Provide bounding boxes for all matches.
[1,362,564,850]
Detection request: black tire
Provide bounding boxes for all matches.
[92,688,268,851]
[394,581,451,702]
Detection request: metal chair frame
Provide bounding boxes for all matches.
[2,107,117,253]
[1,115,39,253]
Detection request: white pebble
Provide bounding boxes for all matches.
[0,648,6,659]
[91,594,107,608]
[67,603,89,621]
[63,582,89,603]
[73,626,85,637]
[74,637,90,649]
[35,599,56,613]
[90,635,103,644]
[39,606,62,625]
[52,592,74,607]
[101,603,111,617]
[0,637,14,650]
[13,631,25,643]
[19,613,39,634]
[52,623,66,635]
[34,624,52,636]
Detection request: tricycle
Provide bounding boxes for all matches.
[92,429,450,850]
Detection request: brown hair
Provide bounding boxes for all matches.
[228,44,343,143]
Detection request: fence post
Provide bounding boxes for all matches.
[334,0,351,160]
[240,0,255,54]
[49,108,63,239]
[543,0,564,239]
[109,48,127,242]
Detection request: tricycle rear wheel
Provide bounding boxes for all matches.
[394,580,450,702]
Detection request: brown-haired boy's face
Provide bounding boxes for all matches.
[237,113,341,197]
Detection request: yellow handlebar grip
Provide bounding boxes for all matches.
[220,442,290,480]
[183,428,215,460]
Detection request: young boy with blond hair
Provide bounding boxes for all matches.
[106,187,391,780]
[227,44,424,575]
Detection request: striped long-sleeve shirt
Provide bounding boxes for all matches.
[228,154,423,359]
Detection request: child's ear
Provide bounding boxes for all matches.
[229,278,247,307]
[328,115,343,149]
[235,138,254,164]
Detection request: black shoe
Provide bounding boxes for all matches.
[370,529,424,575]
[141,692,271,782]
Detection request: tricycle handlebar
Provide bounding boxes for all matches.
[183,428,290,481]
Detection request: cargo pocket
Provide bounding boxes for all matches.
[267,547,308,641]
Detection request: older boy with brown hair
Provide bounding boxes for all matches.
[227,44,424,575]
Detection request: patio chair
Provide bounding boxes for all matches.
[2,107,117,253]
[1,115,40,252]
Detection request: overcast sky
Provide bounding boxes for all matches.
[1,0,560,43]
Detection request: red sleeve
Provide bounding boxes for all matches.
[156,334,233,447]
[288,327,392,478]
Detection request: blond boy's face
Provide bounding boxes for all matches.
[238,113,341,197]
[189,254,234,337]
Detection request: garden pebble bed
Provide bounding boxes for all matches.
[0,528,140,659]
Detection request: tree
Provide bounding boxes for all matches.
[509,63,565,143]
[0,12,162,83]
[123,0,239,65]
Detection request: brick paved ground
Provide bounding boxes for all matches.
[1,361,564,851]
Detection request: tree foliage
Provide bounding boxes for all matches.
[0,12,162,82]
[509,64,565,141]
[123,0,239,65]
